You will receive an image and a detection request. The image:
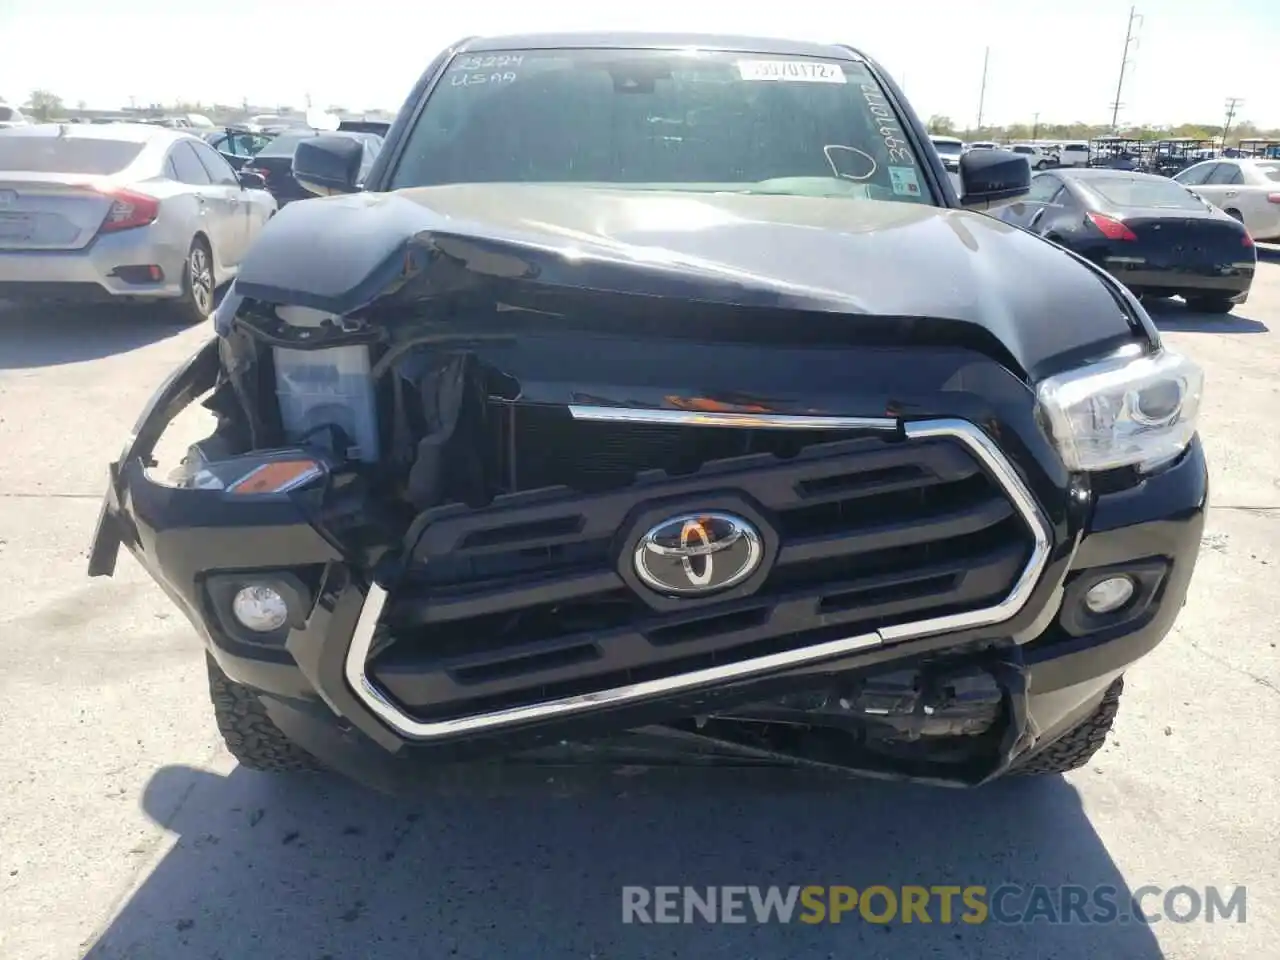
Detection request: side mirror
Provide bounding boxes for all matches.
[293,136,363,197]
[237,170,266,190]
[959,149,1032,210]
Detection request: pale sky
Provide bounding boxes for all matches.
[2,0,1278,127]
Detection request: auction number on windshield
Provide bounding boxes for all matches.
[736,60,847,84]
[454,54,524,71]
[861,84,915,165]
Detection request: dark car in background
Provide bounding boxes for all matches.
[89,33,1207,797]
[201,127,274,171]
[241,128,383,206]
[998,168,1255,313]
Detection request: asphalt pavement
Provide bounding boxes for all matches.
[1,253,1277,959]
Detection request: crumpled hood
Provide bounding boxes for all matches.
[227,183,1149,380]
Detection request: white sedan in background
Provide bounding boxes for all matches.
[0,103,29,129]
[1008,143,1054,170]
[0,123,276,322]
[1174,158,1280,242]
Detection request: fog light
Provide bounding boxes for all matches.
[231,584,289,633]
[1083,576,1136,615]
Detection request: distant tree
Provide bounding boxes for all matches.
[27,89,63,121]
[76,100,87,111]
[926,114,956,135]
[1171,123,1216,140]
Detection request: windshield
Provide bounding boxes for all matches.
[0,136,143,174]
[1086,176,1204,210]
[389,48,934,204]
[1011,146,1034,154]
[931,140,962,156]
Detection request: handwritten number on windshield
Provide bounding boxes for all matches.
[861,85,914,165]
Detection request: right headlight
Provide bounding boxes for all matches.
[1036,348,1204,473]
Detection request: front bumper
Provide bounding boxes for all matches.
[90,339,1208,789]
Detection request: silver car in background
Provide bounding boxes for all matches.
[0,123,276,322]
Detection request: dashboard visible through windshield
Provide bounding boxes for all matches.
[388,48,935,205]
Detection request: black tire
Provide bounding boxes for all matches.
[170,235,216,324]
[1224,209,1244,223]
[207,654,321,773]
[1012,677,1123,776]
[1185,296,1236,315]
[1140,288,1176,300]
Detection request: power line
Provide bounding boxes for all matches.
[1222,97,1244,148]
[1109,6,1143,131]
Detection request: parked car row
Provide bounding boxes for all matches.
[0,123,278,322]
[996,166,1260,313]
[929,136,1092,173]
[929,133,1276,308]
[0,118,388,321]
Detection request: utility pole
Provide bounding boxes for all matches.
[976,47,990,134]
[1032,112,1040,141]
[1109,6,1143,131]
[1222,97,1244,150]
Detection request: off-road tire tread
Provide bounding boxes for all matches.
[1013,676,1124,776]
[207,655,321,773]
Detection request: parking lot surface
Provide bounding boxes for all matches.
[1,254,1278,959]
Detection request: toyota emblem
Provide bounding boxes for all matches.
[633,512,763,596]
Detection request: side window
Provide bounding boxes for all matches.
[1206,163,1243,185]
[168,142,211,185]
[1026,175,1062,204]
[164,155,180,180]
[190,139,240,185]
[1053,185,1080,210]
[1177,163,1215,186]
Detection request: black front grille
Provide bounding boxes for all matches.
[372,426,1034,720]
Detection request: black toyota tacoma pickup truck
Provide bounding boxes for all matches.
[88,33,1207,792]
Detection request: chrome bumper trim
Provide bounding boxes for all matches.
[567,405,899,432]
[343,416,1053,740]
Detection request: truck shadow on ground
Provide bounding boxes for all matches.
[0,301,195,370]
[83,762,1166,960]
[1145,299,1269,334]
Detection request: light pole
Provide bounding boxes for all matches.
[976,47,990,134]
[1110,6,1142,131]
[1222,97,1243,150]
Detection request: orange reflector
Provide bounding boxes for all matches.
[227,459,323,495]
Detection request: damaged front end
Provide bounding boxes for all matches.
[88,194,1204,789]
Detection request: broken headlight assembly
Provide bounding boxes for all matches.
[1036,348,1204,473]
[149,446,328,495]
